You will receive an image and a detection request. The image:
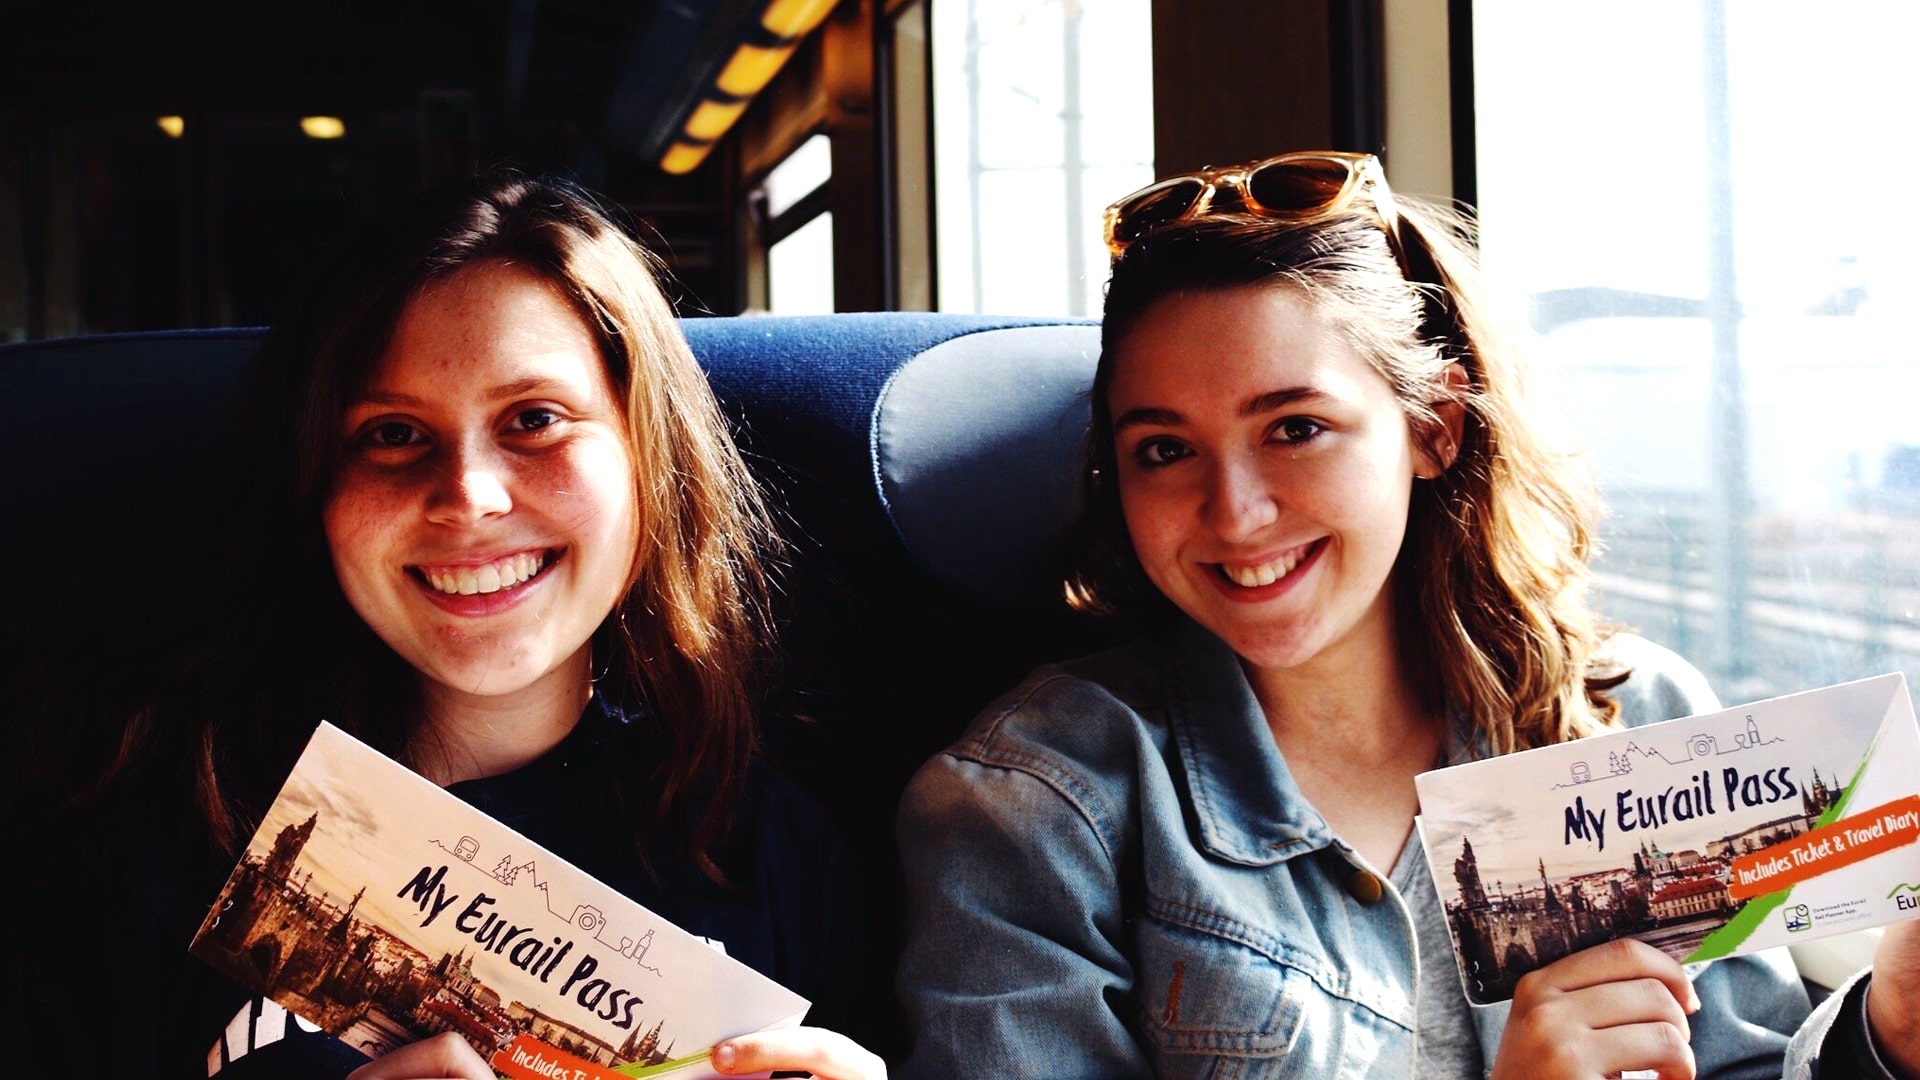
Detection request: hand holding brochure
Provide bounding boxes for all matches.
[1415,672,1920,1005]
[189,721,809,1079]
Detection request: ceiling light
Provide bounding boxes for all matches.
[760,0,837,38]
[157,116,185,138]
[684,99,751,143]
[300,116,347,139]
[717,42,797,98]
[656,0,838,175]
[660,141,715,176]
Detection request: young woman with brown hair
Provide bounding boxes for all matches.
[7,167,884,1080]
[895,151,1918,1079]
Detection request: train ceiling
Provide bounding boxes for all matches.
[3,0,762,170]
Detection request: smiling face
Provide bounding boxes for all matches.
[1108,284,1440,679]
[322,260,641,708]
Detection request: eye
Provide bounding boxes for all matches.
[356,420,425,450]
[509,407,561,433]
[1132,436,1192,468]
[1273,416,1324,444]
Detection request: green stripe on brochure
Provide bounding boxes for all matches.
[1686,739,1879,962]
[613,1049,715,1078]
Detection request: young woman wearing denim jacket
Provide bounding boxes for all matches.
[895,152,1920,1079]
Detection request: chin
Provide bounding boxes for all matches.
[411,651,550,698]
[1217,624,1329,673]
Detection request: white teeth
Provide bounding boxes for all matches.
[421,552,544,596]
[1223,548,1306,588]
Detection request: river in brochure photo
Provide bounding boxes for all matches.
[189,721,809,1080]
[1414,672,1920,1006]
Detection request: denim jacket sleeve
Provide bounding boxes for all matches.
[894,704,1153,1080]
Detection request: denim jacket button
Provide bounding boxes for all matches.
[1347,868,1384,905]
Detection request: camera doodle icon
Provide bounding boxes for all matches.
[573,904,605,933]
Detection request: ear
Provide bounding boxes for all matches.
[1414,362,1470,479]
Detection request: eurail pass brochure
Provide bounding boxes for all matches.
[1414,672,1920,1006]
[189,721,809,1080]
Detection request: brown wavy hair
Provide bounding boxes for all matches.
[29,167,780,882]
[1066,194,1623,753]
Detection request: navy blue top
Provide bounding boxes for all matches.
[7,698,865,1080]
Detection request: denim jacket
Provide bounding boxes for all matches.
[895,619,1879,1079]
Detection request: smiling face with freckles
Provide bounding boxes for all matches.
[322,259,641,711]
[1108,283,1441,681]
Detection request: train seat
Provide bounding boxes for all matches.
[0,313,1867,1059]
[0,312,1116,1060]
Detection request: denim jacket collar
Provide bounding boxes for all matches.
[1160,616,1339,867]
[1157,617,1494,868]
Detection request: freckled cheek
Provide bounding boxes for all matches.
[321,476,413,599]
[1298,448,1411,528]
[536,441,641,554]
[1117,482,1192,576]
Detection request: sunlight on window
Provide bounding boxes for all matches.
[769,212,835,315]
[1474,1,1920,702]
[931,0,1154,316]
[766,133,832,218]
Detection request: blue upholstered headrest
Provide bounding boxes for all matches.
[1,313,1101,610]
[871,323,1099,602]
[683,314,1099,602]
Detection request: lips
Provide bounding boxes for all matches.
[409,549,558,597]
[1211,538,1323,596]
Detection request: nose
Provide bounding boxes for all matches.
[1201,452,1278,541]
[425,438,513,525]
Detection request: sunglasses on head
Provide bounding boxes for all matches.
[1101,150,1401,257]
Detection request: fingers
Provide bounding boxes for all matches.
[1515,938,1700,1015]
[1586,1020,1695,1080]
[345,1032,497,1080]
[1542,974,1694,1041]
[1491,939,1701,1080]
[1868,922,1920,1076]
[712,1026,887,1080]
[1502,1007,1696,1080]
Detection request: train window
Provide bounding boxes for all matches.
[930,0,1153,316]
[1472,2,1920,703]
[762,133,835,314]
[890,0,934,311]
[769,213,836,315]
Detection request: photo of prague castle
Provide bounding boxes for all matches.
[192,808,681,1067]
[1442,767,1844,1004]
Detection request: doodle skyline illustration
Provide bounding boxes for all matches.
[1553,713,1787,791]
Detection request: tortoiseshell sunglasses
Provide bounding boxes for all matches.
[1101,150,1400,256]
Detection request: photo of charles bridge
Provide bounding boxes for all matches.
[192,809,680,1067]
[1444,767,1844,1004]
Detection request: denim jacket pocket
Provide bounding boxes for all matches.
[1135,907,1327,1079]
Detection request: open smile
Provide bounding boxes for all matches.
[1209,539,1324,598]
[408,549,561,597]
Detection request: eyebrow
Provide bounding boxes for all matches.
[1112,386,1326,433]
[347,376,571,410]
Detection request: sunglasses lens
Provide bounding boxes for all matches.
[1112,178,1208,247]
[1245,156,1357,215]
